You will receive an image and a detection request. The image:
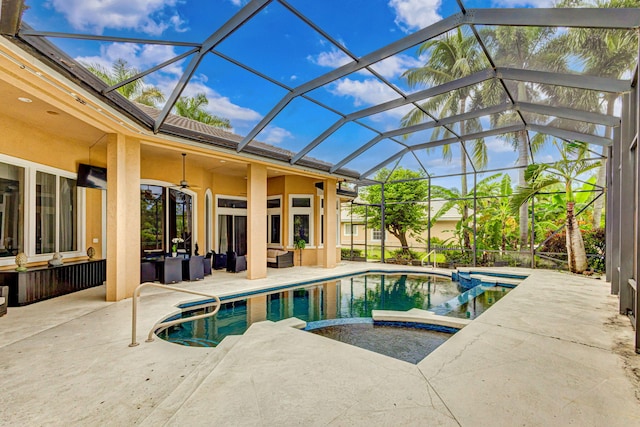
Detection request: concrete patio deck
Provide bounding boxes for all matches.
[0,263,638,426]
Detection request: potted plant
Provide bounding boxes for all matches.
[293,237,306,266]
[171,237,184,257]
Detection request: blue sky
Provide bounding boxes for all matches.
[23,0,608,188]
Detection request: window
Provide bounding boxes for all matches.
[336,200,341,246]
[218,198,247,209]
[289,195,313,246]
[36,172,56,254]
[0,155,84,265]
[320,197,324,246]
[170,189,192,252]
[205,190,213,253]
[36,172,78,255]
[0,162,24,257]
[267,196,282,246]
[270,215,281,243]
[141,185,195,255]
[344,224,358,236]
[372,229,383,241]
[292,197,311,208]
[141,185,165,252]
[267,198,281,209]
[59,177,77,252]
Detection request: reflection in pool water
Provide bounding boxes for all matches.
[159,274,511,348]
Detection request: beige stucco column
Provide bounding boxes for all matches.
[322,178,337,268]
[106,134,140,301]
[247,163,267,279]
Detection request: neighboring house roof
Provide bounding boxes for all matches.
[341,199,461,222]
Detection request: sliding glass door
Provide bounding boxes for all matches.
[141,185,193,255]
[216,196,247,257]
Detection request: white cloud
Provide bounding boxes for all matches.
[76,41,262,129]
[76,43,185,77]
[307,48,352,69]
[539,154,555,163]
[178,80,263,124]
[229,0,249,6]
[328,78,415,123]
[259,126,293,145]
[388,0,442,32]
[329,78,400,107]
[369,54,423,79]
[493,0,555,6]
[49,0,186,35]
[486,138,514,153]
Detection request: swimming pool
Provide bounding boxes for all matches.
[158,273,511,348]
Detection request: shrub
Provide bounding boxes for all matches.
[341,248,363,259]
[442,250,473,265]
[538,228,605,272]
[390,248,420,263]
[583,228,605,272]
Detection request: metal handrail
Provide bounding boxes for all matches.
[421,250,437,268]
[130,283,221,347]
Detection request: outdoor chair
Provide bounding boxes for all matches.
[213,252,227,270]
[183,255,205,281]
[203,251,213,276]
[140,261,157,283]
[0,286,8,316]
[160,257,182,284]
[227,251,247,273]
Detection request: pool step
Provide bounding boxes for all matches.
[372,308,471,330]
[140,336,242,426]
[453,269,524,289]
[428,285,488,316]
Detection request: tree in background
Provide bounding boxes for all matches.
[173,93,232,129]
[510,141,600,273]
[356,168,429,256]
[430,173,509,251]
[85,59,165,107]
[473,174,519,253]
[480,26,567,250]
[558,0,640,228]
[401,27,491,249]
[86,60,232,129]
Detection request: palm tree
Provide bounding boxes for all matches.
[401,27,492,249]
[85,59,165,107]
[509,141,600,273]
[480,26,568,249]
[558,0,640,228]
[173,93,232,129]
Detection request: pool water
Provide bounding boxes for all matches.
[159,273,511,348]
[311,322,451,364]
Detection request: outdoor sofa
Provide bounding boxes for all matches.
[267,248,294,268]
[0,285,8,316]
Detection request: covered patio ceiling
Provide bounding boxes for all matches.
[1,0,638,185]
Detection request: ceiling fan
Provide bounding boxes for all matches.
[171,153,200,190]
